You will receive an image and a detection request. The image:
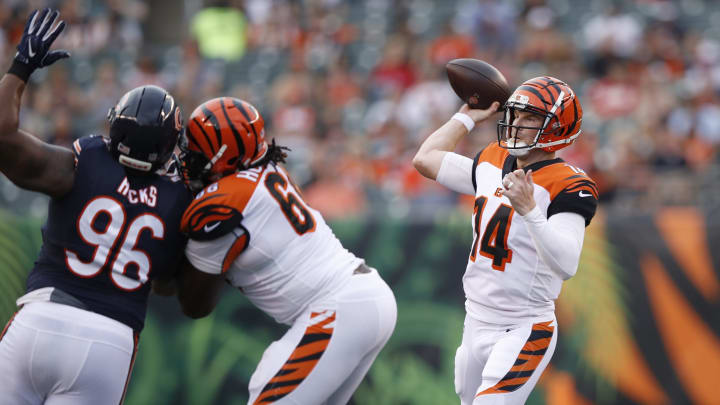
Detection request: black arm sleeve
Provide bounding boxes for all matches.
[547,180,598,226]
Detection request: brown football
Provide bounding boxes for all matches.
[445,59,511,109]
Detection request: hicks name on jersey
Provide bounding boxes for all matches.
[116,177,158,207]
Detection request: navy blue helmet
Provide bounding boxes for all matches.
[107,85,183,173]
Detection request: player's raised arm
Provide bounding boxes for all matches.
[412,102,499,180]
[0,9,74,198]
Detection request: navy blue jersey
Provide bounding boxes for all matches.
[26,135,192,331]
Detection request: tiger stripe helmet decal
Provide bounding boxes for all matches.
[181,97,269,189]
[253,310,336,404]
[476,321,555,396]
[497,76,583,152]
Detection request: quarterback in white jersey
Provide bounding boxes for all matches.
[414,76,597,405]
[175,97,396,405]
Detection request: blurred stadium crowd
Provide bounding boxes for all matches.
[1,0,719,219]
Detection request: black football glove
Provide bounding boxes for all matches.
[8,8,70,83]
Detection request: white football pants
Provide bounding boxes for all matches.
[455,314,557,405]
[0,301,137,405]
[247,268,397,405]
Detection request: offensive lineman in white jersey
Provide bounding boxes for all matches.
[413,76,597,405]
[174,97,397,405]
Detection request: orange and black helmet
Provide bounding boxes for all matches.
[180,97,269,190]
[497,76,583,152]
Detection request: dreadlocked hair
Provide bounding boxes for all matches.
[251,138,290,168]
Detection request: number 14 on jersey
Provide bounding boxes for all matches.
[470,196,514,271]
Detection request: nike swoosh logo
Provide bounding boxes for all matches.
[578,191,592,197]
[28,39,36,57]
[203,222,221,232]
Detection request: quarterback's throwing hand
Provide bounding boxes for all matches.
[10,9,69,82]
[501,169,536,215]
[459,101,500,124]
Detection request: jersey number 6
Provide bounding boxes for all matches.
[65,196,165,291]
[265,171,316,235]
[470,196,514,271]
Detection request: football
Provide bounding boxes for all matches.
[445,59,511,110]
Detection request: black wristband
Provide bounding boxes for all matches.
[7,59,34,83]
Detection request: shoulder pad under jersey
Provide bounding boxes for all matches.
[476,143,509,169]
[533,162,599,226]
[71,135,108,168]
[72,135,107,157]
[472,143,509,192]
[180,167,265,240]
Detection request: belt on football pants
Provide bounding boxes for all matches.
[353,263,372,275]
[17,287,89,311]
[49,288,90,311]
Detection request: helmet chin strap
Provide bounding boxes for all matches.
[508,148,530,157]
[505,137,532,157]
[535,131,581,148]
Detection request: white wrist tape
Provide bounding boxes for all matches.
[451,112,475,133]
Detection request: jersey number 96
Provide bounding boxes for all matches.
[65,196,165,291]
